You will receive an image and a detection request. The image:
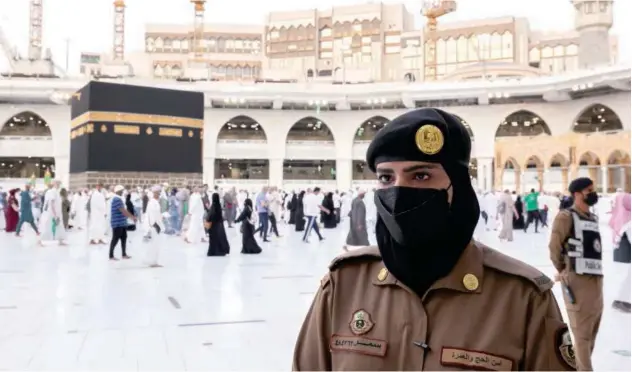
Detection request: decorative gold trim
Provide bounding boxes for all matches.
[159,127,183,137]
[146,127,153,135]
[101,124,108,133]
[188,130,194,138]
[114,124,140,135]
[86,123,94,133]
[71,111,204,129]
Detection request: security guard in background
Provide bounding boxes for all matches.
[293,108,575,371]
[549,177,603,371]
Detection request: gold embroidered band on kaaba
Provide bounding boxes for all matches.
[71,111,204,130]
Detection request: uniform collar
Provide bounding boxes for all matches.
[372,241,484,295]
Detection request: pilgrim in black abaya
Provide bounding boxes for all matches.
[235,198,262,254]
[321,192,337,228]
[288,193,297,225]
[512,195,525,229]
[295,191,306,232]
[206,193,230,256]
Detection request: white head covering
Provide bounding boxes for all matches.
[151,185,162,192]
[114,185,125,193]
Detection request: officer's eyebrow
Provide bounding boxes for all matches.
[402,164,438,172]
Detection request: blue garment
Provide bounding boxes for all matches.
[255,192,268,213]
[19,191,33,219]
[165,195,180,235]
[110,196,128,228]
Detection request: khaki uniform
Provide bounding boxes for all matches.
[549,209,603,371]
[293,242,575,371]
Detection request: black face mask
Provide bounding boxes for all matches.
[374,185,452,248]
[584,191,599,206]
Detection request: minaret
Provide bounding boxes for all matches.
[571,0,614,69]
[28,0,43,60]
[190,0,206,58]
[113,0,126,61]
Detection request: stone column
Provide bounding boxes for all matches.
[476,157,493,192]
[336,158,352,191]
[601,166,609,193]
[562,168,569,192]
[269,158,283,188]
[55,155,70,187]
[203,157,215,185]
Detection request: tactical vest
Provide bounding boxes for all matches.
[565,209,603,276]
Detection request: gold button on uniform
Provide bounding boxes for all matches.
[377,268,388,282]
[463,273,479,291]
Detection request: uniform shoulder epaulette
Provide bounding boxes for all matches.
[477,242,553,293]
[328,246,382,272]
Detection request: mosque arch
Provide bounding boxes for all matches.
[495,110,551,137]
[0,111,51,136]
[524,155,544,170]
[286,116,334,142]
[607,149,631,165]
[578,151,601,166]
[504,157,520,170]
[354,116,390,142]
[572,103,623,133]
[217,115,267,141]
[549,153,569,168]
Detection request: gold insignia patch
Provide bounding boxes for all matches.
[462,273,479,291]
[556,328,576,370]
[415,125,444,155]
[349,310,374,335]
[377,268,388,282]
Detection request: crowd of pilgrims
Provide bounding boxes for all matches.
[0,183,373,258]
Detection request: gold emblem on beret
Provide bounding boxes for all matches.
[377,268,388,282]
[188,130,194,138]
[146,127,153,135]
[462,273,479,291]
[100,124,107,133]
[415,125,444,155]
[349,310,374,335]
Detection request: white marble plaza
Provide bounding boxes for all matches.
[0,216,630,371]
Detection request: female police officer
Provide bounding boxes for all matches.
[292,108,575,371]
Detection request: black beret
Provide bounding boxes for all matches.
[568,177,593,194]
[366,108,471,172]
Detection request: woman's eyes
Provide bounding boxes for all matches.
[376,172,431,184]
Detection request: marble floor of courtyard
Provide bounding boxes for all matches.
[0,219,630,371]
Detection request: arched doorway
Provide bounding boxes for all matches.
[353,116,389,182]
[547,153,570,193]
[354,116,389,142]
[217,115,266,141]
[0,111,52,136]
[577,151,602,190]
[523,155,544,192]
[572,104,623,133]
[495,110,551,137]
[501,158,520,192]
[215,116,269,182]
[286,117,334,142]
[606,150,631,192]
[285,117,336,184]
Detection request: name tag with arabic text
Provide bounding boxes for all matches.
[440,347,513,371]
[330,334,387,357]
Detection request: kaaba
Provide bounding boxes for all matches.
[69,81,205,189]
